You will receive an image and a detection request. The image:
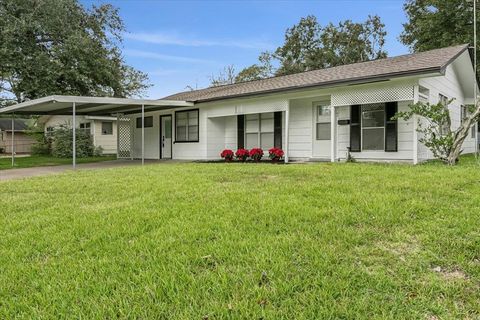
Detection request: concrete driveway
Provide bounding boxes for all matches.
[0,159,171,181]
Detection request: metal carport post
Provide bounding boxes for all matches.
[72,102,76,169]
[11,113,15,167]
[141,104,145,166]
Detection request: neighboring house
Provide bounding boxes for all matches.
[0,118,36,154]
[126,44,477,163]
[39,116,117,154]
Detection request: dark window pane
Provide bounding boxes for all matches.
[362,128,384,150]
[136,116,153,128]
[362,110,384,127]
[177,126,187,141]
[316,123,331,140]
[101,122,113,135]
[188,125,198,140]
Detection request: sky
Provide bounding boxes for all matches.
[81,0,410,99]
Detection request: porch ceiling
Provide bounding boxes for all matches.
[0,95,194,116]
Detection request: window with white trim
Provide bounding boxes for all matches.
[80,122,91,131]
[315,101,331,140]
[361,104,385,150]
[245,113,274,149]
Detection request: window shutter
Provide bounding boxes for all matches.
[237,115,245,149]
[274,111,282,148]
[385,102,398,152]
[350,105,361,152]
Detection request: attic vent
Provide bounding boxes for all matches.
[331,84,414,106]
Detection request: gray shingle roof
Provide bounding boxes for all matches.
[162,44,469,103]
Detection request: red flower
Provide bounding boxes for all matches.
[235,148,249,161]
[249,148,264,162]
[268,147,284,160]
[220,149,234,161]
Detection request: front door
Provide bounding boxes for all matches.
[160,115,172,159]
[312,101,332,159]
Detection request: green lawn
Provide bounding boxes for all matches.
[0,155,117,170]
[1,157,479,319]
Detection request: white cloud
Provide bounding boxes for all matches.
[124,31,274,50]
[123,49,215,64]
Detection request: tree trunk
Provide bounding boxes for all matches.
[446,104,480,165]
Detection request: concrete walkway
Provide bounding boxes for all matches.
[0,159,172,181]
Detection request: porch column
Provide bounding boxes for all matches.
[412,85,419,164]
[284,102,290,163]
[72,102,76,169]
[330,105,336,162]
[11,114,15,167]
[141,104,145,165]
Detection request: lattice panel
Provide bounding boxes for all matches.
[117,117,132,158]
[331,85,414,107]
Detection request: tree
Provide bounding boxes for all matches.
[395,100,479,165]
[400,0,478,71]
[235,52,274,83]
[236,15,387,79]
[400,0,479,165]
[209,65,237,87]
[0,0,150,107]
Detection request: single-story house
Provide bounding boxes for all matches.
[0,118,36,154]
[38,115,118,154]
[0,44,477,165]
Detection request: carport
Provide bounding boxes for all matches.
[0,95,193,168]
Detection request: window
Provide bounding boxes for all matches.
[472,125,476,139]
[46,126,54,133]
[136,116,153,128]
[418,86,429,103]
[438,94,450,135]
[80,122,91,131]
[461,105,468,123]
[362,104,385,150]
[175,109,199,142]
[244,112,275,149]
[315,102,331,140]
[101,122,113,135]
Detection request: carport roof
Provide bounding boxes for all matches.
[0,95,193,116]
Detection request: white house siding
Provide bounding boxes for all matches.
[418,63,476,161]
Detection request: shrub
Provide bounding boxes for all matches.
[268,147,284,161]
[235,148,249,162]
[249,148,264,162]
[51,126,95,158]
[30,132,52,155]
[220,149,234,161]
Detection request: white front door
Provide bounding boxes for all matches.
[160,115,172,159]
[312,101,332,159]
